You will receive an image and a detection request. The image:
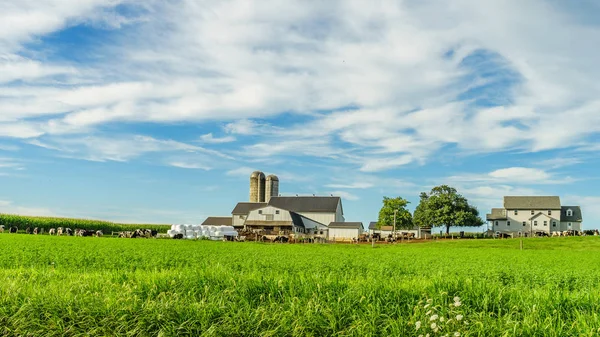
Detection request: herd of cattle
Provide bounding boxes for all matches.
[0,225,159,238]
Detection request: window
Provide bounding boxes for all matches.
[566,209,573,217]
[543,221,547,226]
[552,222,556,227]
[514,210,518,215]
[522,222,526,227]
[568,222,572,227]
[531,210,535,215]
[548,210,552,215]
[258,210,263,214]
[507,221,511,226]
[275,210,280,215]
[495,221,499,226]
[534,221,538,226]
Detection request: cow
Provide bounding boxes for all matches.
[95,230,103,237]
[25,227,32,234]
[552,231,561,237]
[57,227,63,236]
[33,227,40,235]
[0,225,4,233]
[48,228,56,235]
[64,228,73,236]
[173,233,184,239]
[10,226,18,233]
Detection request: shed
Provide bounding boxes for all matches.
[328,222,363,241]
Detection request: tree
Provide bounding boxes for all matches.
[377,196,413,230]
[413,192,432,228]
[414,185,483,234]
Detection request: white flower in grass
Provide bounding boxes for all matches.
[434,327,439,333]
[464,321,469,325]
[426,310,432,315]
[418,335,423,337]
[440,316,445,322]
[424,304,430,309]
[416,321,421,330]
[454,296,460,302]
[454,301,462,307]
[430,315,439,321]
[426,334,430,337]
[455,332,461,337]
[456,314,463,321]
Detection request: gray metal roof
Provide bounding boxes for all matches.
[368,222,378,230]
[231,202,267,215]
[268,196,341,213]
[486,208,507,220]
[561,206,583,222]
[201,217,232,226]
[503,196,561,209]
[328,222,363,229]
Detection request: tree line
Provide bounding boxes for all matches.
[377,185,484,234]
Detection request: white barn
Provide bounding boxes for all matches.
[328,222,363,241]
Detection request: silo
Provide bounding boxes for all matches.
[266,175,279,202]
[257,172,266,202]
[249,171,263,202]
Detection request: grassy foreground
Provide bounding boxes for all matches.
[0,235,599,336]
[0,213,170,234]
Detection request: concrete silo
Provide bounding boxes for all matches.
[266,175,279,202]
[257,172,266,202]
[249,171,265,202]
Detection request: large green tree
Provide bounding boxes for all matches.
[377,196,413,230]
[413,185,483,234]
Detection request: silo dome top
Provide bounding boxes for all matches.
[251,171,265,178]
[266,174,279,181]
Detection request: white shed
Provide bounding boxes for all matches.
[328,222,363,241]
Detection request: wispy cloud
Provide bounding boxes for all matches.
[199,133,236,144]
[326,182,374,189]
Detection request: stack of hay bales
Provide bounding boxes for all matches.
[167,224,238,240]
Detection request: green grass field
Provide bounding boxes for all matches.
[0,235,599,336]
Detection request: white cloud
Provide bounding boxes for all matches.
[326,182,374,189]
[226,166,256,177]
[168,161,211,170]
[329,191,360,201]
[199,133,236,144]
[0,199,59,217]
[0,0,599,173]
[488,167,551,181]
[448,167,574,185]
[28,135,230,163]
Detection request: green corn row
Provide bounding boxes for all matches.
[0,213,170,234]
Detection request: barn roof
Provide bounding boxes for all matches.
[561,206,583,222]
[201,217,232,226]
[368,222,378,230]
[328,222,363,229]
[267,196,341,213]
[231,202,268,215]
[503,196,561,209]
[486,208,507,221]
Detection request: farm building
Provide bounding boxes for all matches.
[232,196,343,236]
[328,222,363,241]
[201,217,232,227]
[367,222,431,239]
[486,196,583,237]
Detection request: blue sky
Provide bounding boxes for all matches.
[1,0,600,230]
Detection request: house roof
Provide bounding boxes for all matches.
[201,217,232,226]
[268,196,341,213]
[561,206,583,222]
[486,208,507,221]
[368,222,378,230]
[529,212,555,221]
[328,222,363,229]
[503,196,561,210]
[231,202,267,215]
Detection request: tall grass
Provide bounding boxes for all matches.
[0,213,170,233]
[0,235,599,336]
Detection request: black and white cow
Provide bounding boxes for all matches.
[10,226,18,233]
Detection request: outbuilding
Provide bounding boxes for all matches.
[328,222,363,241]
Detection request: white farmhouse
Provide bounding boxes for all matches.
[486,196,583,237]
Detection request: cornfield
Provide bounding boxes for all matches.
[0,235,599,336]
[0,213,170,234]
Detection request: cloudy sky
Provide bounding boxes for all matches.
[1,0,599,228]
